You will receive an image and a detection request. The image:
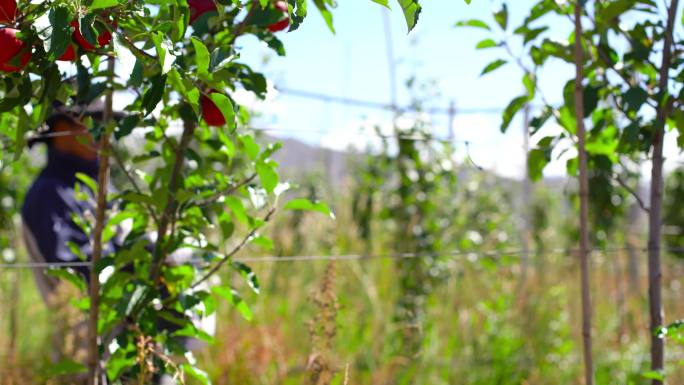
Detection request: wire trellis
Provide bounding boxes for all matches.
[1,246,682,269]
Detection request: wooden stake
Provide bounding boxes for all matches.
[647,1,679,382]
[87,56,115,385]
[573,3,595,384]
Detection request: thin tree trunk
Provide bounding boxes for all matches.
[149,119,196,284]
[648,1,678,382]
[626,204,641,295]
[88,57,116,385]
[573,3,594,384]
[613,245,625,345]
[519,104,531,282]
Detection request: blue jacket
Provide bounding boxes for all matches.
[21,148,114,279]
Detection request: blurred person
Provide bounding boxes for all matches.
[22,101,114,303]
[21,101,213,384]
[21,101,118,381]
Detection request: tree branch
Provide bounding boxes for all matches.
[195,173,257,207]
[87,56,116,385]
[191,207,276,290]
[149,119,197,284]
[118,31,158,61]
[614,173,649,214]
[110,146,162,227]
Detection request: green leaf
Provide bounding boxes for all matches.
[106,348,137,380]
[598,0,636,23]
[284,198,335,219]
[46,268,87,292]
[212,286,253,321]
[129,59,144,88]
[250,235,274,251]
[501,95,528,132]
[152,32,175,74]
[371,0,391,8]
[76,172,98,193]
[256,160,279,194]
[583,84,599,117]
[44,6,74,61]
[13,108,29,160]
[225,196,249,225]
[481,59,507,76]
[527,148,549,181]
[623,87,648,112]
[209,93,235,129]
[90,0,120,11]
[142,74,167,115]
[191,37,211,77]
[455,19,490,30]
[396,0,421,32]
[182,364,212,385]
[239,135,260,161]
[494,3,508,30]
[641,370,665,381]
[476,38,498,49]
[313,0,336,33]
[115,115,140,140]
[233,260,261,293]
[523,72,536,98]
[45,360,87,377]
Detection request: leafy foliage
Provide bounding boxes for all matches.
[0,0,441,381]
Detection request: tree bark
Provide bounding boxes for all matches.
[573,3,595,385]
[88,56,116,385]
[648,1,679,382]
[148,119,196,284]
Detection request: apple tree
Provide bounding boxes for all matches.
[458,0,683,383]
[0,0,432,383]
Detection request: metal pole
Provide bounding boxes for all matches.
[448,100,455,142]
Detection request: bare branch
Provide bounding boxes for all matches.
[191,207,276,290]
[195,173,258,207]
[614,173,650,214]
[110,146,162,227]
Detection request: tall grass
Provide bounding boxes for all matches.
[2,176,684,384]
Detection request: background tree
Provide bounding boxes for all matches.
[458,0,684,382]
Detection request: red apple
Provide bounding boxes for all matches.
[57,43,77,61]
[0,27,31,72]
[71,20,113,51]
[200,92,226,126]
[267,1,289,32]
[0,0,17,24]
[188,0,217,24]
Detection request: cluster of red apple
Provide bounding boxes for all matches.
[0,0,115,72]
[0,0,290,128]
[0,0,29,72]
[188,0,290,32]
[193,1,290,126]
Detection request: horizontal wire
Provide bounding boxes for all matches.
[22,127,480,147]
[276,87,509,115]
[0,261,93,269]
[0,246,681,269]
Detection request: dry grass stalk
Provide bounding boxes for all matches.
[135,333,156,385]
[307,260,340,385]
[47,282,89,364]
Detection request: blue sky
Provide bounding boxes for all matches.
[94,1,682,179]
[230,0,683,179]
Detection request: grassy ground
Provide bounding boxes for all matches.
[2,245,684,384]
[1,173,683,384]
